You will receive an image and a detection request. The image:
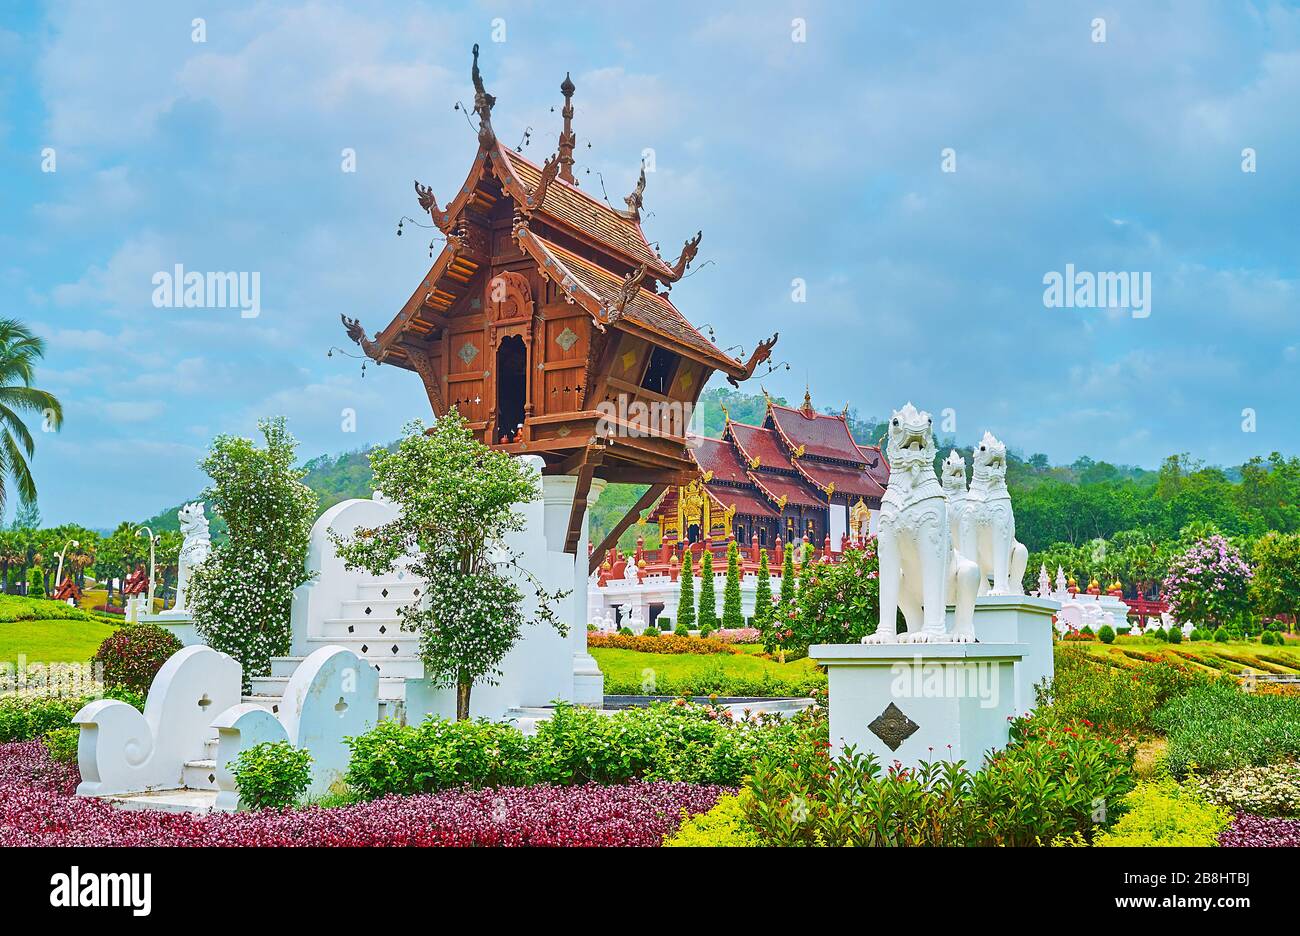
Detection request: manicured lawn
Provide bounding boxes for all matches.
[1075,636,1300,676]
[590,646,823,696]
[0,618,119,664]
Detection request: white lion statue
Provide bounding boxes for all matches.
[940,449,969,547]
[863,403,980,644]
[960,432,1028,596]
[173,501,211,614]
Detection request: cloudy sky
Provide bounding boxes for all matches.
[2,1,1298,528]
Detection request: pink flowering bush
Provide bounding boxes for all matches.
[1219,814,1300,847]
[713,628,761,644]
[787,542,881,653]
[0,741,724,847]
[1163,535,1254,632]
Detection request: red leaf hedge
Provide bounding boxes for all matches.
[0,742,724,847]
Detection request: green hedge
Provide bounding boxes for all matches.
[1155,681,1300,777]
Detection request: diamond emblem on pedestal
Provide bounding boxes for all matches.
[868,702,919,751]
[379,625,387,635]
[381,588,389,598]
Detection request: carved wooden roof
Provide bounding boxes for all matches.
[520,231,743,373]
[768,402,869,463]
[501,150,676,279]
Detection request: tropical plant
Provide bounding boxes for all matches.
[0,319,63,514]
[331,412,565,720]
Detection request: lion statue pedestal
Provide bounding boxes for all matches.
[811,404,1059,770]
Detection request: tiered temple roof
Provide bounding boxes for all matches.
[654,390,890,548]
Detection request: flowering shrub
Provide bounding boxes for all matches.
[712,627,761,644]
[0,742,724,846]
[1155,681,1300,777]
[232,741,313,810]
[1093,779,1230,846]
[586,632,738,655]
[742,711,1133,847]
[787,542,880,653]
[92,622,183,695]
[1163,535,1253,631]
[189,417,318,691]
[1043,645,1207,735]
[1189,760,1300,817]
[1219,814,1300,847]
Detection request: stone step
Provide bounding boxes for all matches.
[103,788,221,814]
[319,617,407,639]
[182,759,220,790]
[248,674,409,701]
[269,654,423,679]
[340,597,412,615]
[356,579,423,600]
[302,633,419,655]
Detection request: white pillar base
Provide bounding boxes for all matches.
[811,642,1027,771]
[541,473,606,707]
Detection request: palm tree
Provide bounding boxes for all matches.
[0,319,62,513]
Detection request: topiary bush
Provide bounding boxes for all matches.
[1097,624,1115,644]
[231,740,313,810]
[344,717,531,798]
[1214,626,1230,643]
[92,622,183,695]
[641,626,659,637]
[674,621,690,637]
[27,568,45,599]
[657,616,672,631]
[1167,627,1182,644]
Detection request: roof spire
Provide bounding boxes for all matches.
[801,383,813,415]
[558,72,576,184]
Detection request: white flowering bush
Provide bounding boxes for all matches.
[188,418,318,689]
[331,412,566,719]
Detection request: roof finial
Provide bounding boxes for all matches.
[471,44,497,149]
[558,72,576,184]
[801,383,813,415]
[624,163,646,220]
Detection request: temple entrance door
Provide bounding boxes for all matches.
[495,334,527,443]
[687,524,701,544]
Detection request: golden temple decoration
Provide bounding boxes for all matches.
[748,455,761,469]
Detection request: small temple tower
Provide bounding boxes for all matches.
[343,46,777,563]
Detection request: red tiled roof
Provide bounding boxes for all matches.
[707,485,779,519]
[748,470,824,508]
[769,404,865,462]
[690,437,749,484]
[727,422,793,470]
[796,459,886,499]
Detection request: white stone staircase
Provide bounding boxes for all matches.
[173,573,425,795]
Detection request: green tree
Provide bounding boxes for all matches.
[676,550,696,630]
[1250,531,1300,631]
[0,320,63,514]
[752,548,773,629]
[188,417,318,688]
[697,550,719,632]
[722,540,744,630]
[778,543,797,611]
[27,565,44,598]
[331,413,566,720]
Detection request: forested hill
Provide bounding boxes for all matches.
[136,388,1300,555]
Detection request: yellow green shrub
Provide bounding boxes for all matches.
[1095,779,1230,847]
[664,793,760,847]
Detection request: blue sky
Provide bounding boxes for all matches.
[2,0,1298,528]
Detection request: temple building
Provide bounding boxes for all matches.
[341,46,777,565]
[654,390,889,551]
